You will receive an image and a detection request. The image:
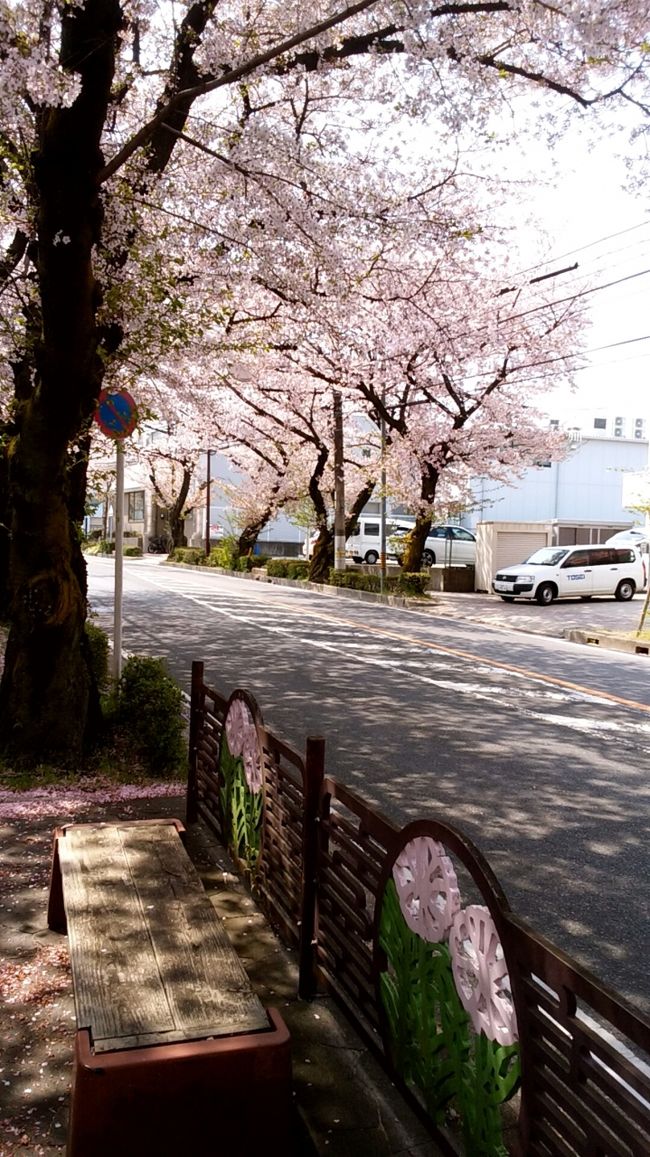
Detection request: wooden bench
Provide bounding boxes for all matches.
[47,818,291,1156]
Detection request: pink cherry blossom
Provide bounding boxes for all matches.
[392,836,461,943]
[449,905,518,1045]
[224,697,263,794]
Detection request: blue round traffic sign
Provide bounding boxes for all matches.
[95,388,138,439]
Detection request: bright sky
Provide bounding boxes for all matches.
[516,123,649,427]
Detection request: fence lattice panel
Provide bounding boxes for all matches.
[187,664,650,1157]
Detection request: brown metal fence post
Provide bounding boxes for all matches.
[298,735,325,999]
[186,660,204,825]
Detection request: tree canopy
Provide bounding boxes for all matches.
[0,0,648,761]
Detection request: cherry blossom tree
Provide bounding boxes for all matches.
[0,0,648,762]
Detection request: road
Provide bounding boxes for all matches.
[87,556,650,1014]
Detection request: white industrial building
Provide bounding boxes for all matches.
[467,414,648,532]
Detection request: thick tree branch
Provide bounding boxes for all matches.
[99,0,387,181]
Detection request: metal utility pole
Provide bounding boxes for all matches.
[333,391,346,571]
[204,449,211,558]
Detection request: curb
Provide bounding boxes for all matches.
[161,560,427,609]
[565,629,650,656]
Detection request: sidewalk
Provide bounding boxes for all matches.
[0,784,436,1156]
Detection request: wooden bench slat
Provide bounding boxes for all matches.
[116,824,268,1045]
[58,821,267,1053]
[59,825,176,1046]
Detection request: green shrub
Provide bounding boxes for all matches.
[123,545,142,557]
[286,560,309,580]
[395,572,430,597]
[266,559,290,578]
[329,568,381,592]
[170,547,203,565]
[112,656,185,775]
[203,536,239,569]
[84,622,110,694]
[98,539,115,555]
[250,554,270,569]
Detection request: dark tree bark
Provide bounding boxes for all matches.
[0,435,11,622]
[399,466,438,572]
[308,478,376,584]
[237,517,268,558]
[0,0,123,762]
[149,464,192,550]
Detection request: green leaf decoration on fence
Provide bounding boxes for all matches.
[455,1030,520,1156]
[219,736,263,872]
[379,878,470,1120]
[378,878,520,1154]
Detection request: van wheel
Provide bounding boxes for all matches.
[422,550,435,566]
[365,550,379,565]
[536,583,556,606]
[500,596,515,603]
[615,579,635,601]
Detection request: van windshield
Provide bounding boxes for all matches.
[524,548,570,566]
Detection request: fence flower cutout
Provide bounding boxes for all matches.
[225,697,248,757]
[242,737,263,793]
[449,905,518,1045]
[392,836,461,942]
[224,697,263,794]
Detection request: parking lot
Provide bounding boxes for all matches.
[426,589,648,639]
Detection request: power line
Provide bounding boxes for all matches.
[508,219,650,280]
[497,266,650,327]
[458,333,650,385]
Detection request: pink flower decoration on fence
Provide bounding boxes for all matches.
[224,697,263,794]
[392,837,461,942]
[449,905,518,1045]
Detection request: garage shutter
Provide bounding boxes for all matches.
[495,532,548,573]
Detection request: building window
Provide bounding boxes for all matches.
[127,491,145,521]
[593,418,607,430]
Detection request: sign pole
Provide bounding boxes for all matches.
[93,387,138,686]
[113,440,125,682]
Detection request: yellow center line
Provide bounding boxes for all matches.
[262,593,650,715]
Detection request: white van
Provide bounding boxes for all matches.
[346,519,476,566]
[492,544,646,605]
[605,529,650,555]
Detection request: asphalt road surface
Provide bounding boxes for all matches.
[87,557,650,1015]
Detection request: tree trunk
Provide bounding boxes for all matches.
[308,529,333,583]
[399,466,438,572]
[0,436,11,621]
[400,515,434,572]
[237,515,271,558]
[307,479,377,583]
[0,0,122,763]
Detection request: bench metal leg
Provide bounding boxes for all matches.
[67,1008,292,1156]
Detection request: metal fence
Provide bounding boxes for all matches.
[187,661,650,1157]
